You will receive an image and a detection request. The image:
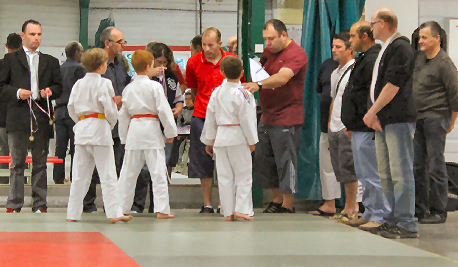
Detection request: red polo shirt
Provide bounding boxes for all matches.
[259,40,308,126]
[186,48,242,118]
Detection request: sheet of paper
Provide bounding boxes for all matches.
[249,58,270,82]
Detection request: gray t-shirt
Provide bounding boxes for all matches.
[413,49,458,119]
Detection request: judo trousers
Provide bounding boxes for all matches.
[67,145,123,220]
[214,145,254,217]
[118,149,171,215]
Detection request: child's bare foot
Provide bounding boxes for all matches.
[110,215,133,223]
[157,213,175,219]
[226,215,236,221]
[64,177,70,183]
[66,219,77,222]
[234,212,253,221]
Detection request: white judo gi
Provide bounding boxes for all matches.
[118,75,177,215]
[201,81,258,217]
[66,73,123,220]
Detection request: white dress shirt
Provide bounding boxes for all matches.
[67,73,118,146]
[118,75,177,150]
[18,46,40,99]
[201,81,258,147]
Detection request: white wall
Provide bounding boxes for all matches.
[365,0,419,38]
[0,0,79,60]
[88,0,238,47]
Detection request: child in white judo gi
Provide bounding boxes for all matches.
[66,48,132,223]
[118,50,176,219]
[201,56,258,221]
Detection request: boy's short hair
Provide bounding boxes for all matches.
[220,56,243,80]
[131,50,154,73]
[81,48,108,72]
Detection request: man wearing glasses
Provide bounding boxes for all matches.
[83,27,134,213]
[363,8,417,239]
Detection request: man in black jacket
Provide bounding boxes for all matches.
[53,41,86,184]
[0,20,62,213]
[364,9,418,238]
[341,21,391,231]
[0,33,22,184]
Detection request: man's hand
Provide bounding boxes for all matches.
[242,82,260,94]
[249,144,255,153]
[19,89,33,100]
[344,129,352,139]
[113,96,122,110]
[205,145,214,157]
[165,137,174,143]
[363,110,383,132]
[40,87,52,98]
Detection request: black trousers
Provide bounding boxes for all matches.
[53,116,75,184]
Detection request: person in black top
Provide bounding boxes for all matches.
[309,58,340,217]
[0,33,22,184]
[341,21,391,231]
[53,41,85,184]
[364,8,418,239]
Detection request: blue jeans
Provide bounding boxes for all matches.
[375,123,417,232]
[352,132,391,223]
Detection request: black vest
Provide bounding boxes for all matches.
[152,70,179,108]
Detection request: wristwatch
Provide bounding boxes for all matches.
[257,81,263,90]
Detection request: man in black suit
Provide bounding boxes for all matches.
[53,41,85,184]
[0,20,62,213]
[0,33,22,184]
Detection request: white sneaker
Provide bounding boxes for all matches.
[129,210,138,214]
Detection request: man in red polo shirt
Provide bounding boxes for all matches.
[244,19,308,213]
[186,27,239,213]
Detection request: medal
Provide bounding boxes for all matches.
[49,119,53,125]
[29,135,34,142]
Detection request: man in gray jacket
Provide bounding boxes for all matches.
[413,21,458,224]
[53,41,86,184]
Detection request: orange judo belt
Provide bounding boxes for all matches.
[220,124,240,127]
[132,114,159,119]
[79,113,105,120]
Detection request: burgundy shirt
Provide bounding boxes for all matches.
[259,40,308,126]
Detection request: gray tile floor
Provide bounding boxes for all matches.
[1,209,458,267]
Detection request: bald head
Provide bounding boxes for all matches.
[374,8,398,31]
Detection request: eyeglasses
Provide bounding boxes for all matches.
[370,21,382,28]
[109,39,127,45]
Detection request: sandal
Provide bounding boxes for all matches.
[331,211,357,224]
[310,209,335,217]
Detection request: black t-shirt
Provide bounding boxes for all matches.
[316,58,339,133]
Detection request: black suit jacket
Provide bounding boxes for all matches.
[0,58,6,128]
[0,49,62,138]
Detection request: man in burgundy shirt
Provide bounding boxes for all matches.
[186,27,240,213]
[244,19,308,213]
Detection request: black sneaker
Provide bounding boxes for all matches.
[262,202,283,213]
[366,222,392,234]
[279,207,295,213]
[216,207,221,214]
[199,206,214,213]
[379,225,419,239]
[419,214,446,224]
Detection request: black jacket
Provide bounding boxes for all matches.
[55,59,86,122]
[372,35,417,127]
[341,44,381,132]
[0,49,62,137]
[0,58,6,128]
